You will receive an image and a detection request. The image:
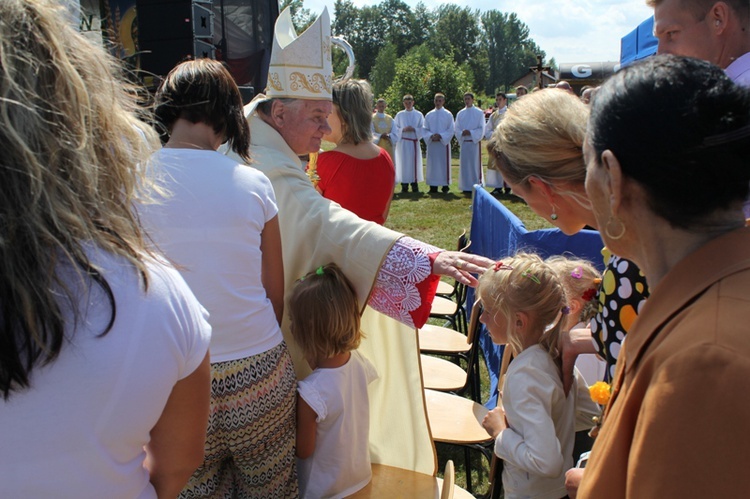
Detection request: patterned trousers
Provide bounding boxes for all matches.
[180,341,299,498]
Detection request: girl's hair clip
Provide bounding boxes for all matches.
[571,266,583,279]
[522,269,541,284]
[593,278,602,285]
[493,261,513,272]
[582,288,598,302]
[561,306,571,315]
[297,265,326,282]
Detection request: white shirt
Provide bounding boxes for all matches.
[0,248,211,498]
[297,350,379,498]
[495,345,597,499]
[141,148,282,362]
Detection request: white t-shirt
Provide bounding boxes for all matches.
[141,148,282,362]
[0,247,211,498]
[297,350,379,499]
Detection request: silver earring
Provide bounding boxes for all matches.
[551,208,558,221]
[715,19,720,26]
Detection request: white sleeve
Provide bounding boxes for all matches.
[494,366,566,478]
[298,376,327,422]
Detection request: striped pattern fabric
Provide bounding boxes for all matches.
[180,342,299,498]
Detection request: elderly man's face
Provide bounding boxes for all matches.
[277,99,333,155]
[654,0,717,63]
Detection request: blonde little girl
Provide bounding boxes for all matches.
[546,256,606,386]
[289,263,379,499]
[479,253,598,499]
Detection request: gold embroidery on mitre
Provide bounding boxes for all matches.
[268,72,283,92]
[289,72,331,94]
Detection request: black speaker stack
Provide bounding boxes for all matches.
[136,0,215,78]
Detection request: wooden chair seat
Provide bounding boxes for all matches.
[425,389,492,445]
[346,463,438,498]
[421,355,468,392]
[418,324,470,355]
[346,462,472,499]
[437,280,455,296]
[430,295,458,316]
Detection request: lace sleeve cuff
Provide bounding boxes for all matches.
[368,237,441,328]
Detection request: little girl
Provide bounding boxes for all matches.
[289,263,379,499]
[546,256,606,386]
[479,253,598,499]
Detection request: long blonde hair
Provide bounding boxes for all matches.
[487,89,590,207]
[0,0,160,398]
[546,256,601,325]
[478,253,567,360]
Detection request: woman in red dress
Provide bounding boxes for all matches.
[316,79,395,225]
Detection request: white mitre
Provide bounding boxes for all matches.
[265,6,332,101]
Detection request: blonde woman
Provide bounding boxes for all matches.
[487,89,650,390]
[0,1,211,497]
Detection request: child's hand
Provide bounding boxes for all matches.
[482,407,507,438]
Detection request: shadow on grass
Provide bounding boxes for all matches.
[392,191,468,202]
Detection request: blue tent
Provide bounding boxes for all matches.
[620,16,658,65]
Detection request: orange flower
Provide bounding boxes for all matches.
[589,381,612,405]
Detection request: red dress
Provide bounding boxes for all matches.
[317,149,395,225]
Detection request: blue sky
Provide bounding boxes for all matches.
[302,0,654,63]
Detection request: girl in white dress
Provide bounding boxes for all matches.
[290,264,379,499]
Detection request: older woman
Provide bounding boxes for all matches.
[316,79,395,224]
[579,55,750,497]
[488,89,650,387]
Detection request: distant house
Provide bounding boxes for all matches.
[510,69,557,92]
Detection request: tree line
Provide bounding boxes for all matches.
[281,0,554,114]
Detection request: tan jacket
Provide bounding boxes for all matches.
[580,227,750,498]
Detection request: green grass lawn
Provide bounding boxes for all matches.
[385,165,553,253]
[383,161,552,496]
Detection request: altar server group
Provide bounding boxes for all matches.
[373,92,510,195]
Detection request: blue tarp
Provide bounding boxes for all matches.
[466,187,604,408]
[620,16,658,65]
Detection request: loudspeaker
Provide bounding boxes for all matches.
[237,85,255,105]
[137,0,215,76]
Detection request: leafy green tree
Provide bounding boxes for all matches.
[429,5,480,68]
[332,1,387,79]
[279,0,315,32]
[379,0,418,56]
[383,47,472,117]
[423,55,473,115]
[410,2,433,48]
[370,43,399,97]
[481,10,546,92]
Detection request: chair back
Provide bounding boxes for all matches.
[441,460,455,499]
